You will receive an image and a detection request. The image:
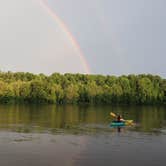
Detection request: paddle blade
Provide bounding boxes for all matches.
[110,112,117,118]
[125,120,133,125]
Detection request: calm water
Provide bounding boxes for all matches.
[0,104,166,166]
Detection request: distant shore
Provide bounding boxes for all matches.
[0,71,165,105]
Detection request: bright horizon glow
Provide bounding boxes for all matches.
[39,0,91,74]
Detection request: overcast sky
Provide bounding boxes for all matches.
[0,0,165,77]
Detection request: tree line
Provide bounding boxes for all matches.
[0,71,165,105]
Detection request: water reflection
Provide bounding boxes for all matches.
[0,104,165,134]
[0,105,165,166]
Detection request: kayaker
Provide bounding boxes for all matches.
[117,114,124,122]
[117,114,121,122]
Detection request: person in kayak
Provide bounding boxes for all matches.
[117,114,124,122]
[117,114,121,122]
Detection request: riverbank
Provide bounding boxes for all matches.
[0,71,165,105]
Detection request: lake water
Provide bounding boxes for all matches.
[0,104,165,166]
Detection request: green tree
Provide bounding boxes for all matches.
[137,77,154,104]
[64,84,79,103]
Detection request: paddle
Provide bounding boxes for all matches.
[110,112,133,125]
[110,112,123,121]
[110,112,117,118]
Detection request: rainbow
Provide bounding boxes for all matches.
[39,0,91,74]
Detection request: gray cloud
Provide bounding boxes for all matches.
[0,0,165,77]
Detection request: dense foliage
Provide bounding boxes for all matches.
[0,71,165,105]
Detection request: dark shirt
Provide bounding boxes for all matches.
[117,115,121,122]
